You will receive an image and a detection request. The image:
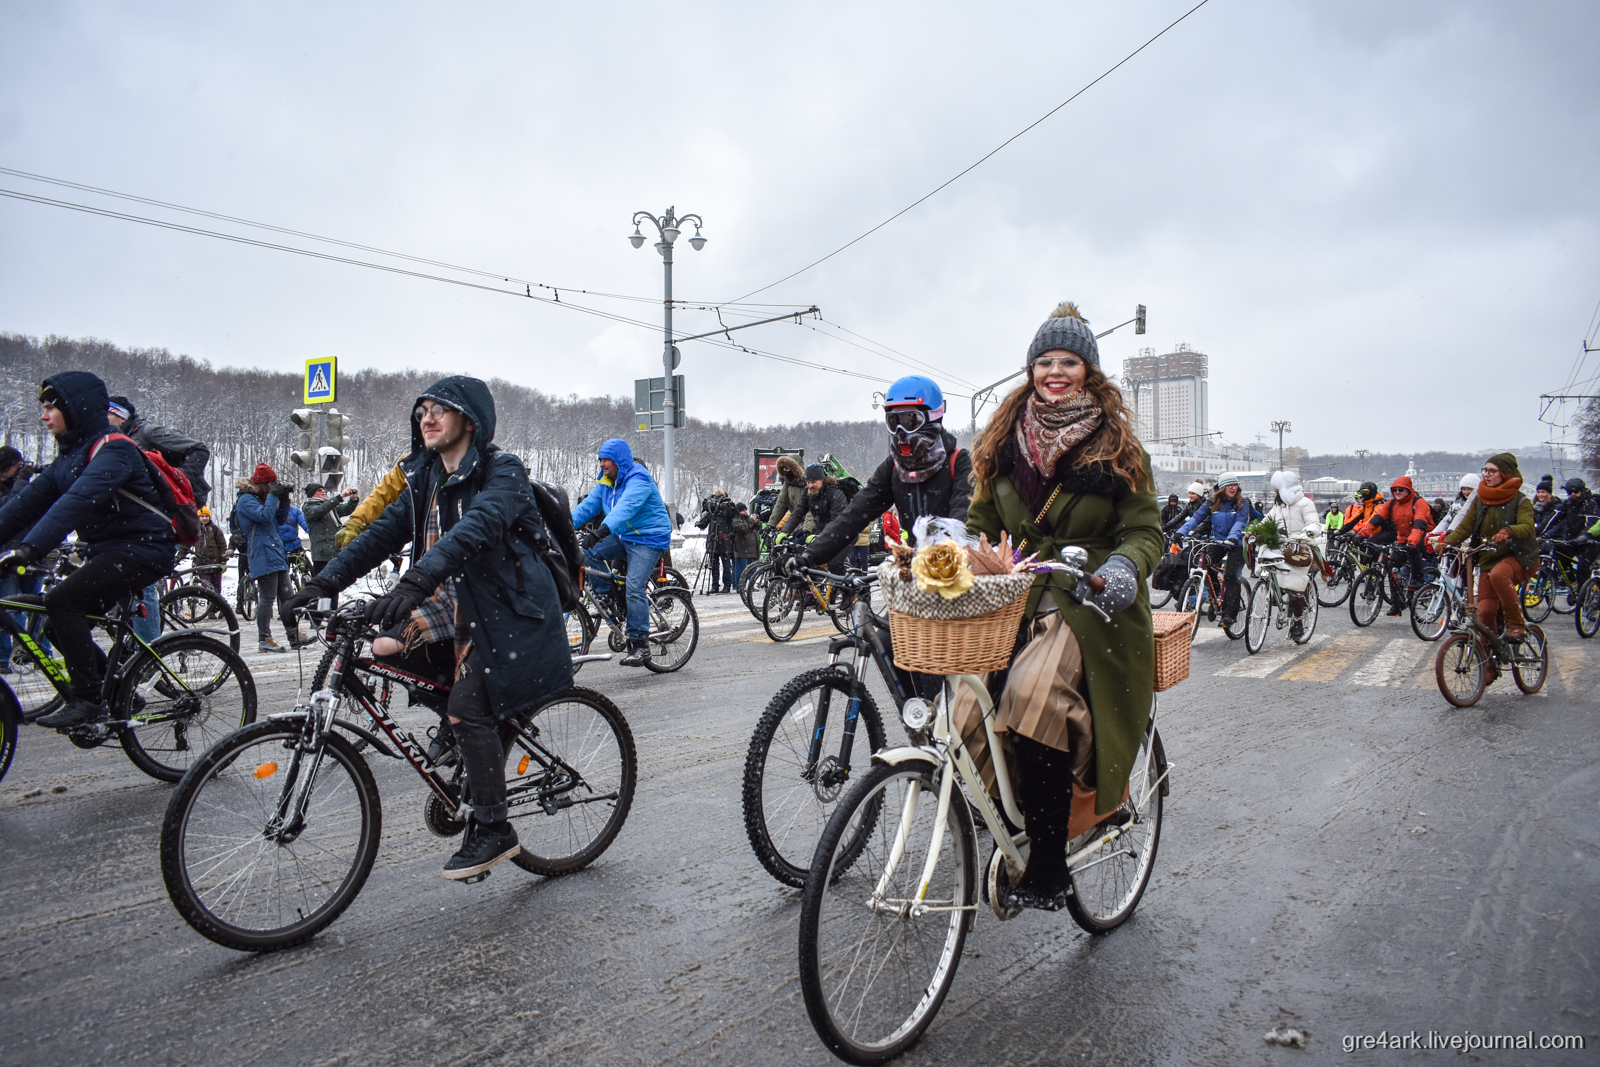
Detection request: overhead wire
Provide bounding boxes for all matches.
[722,0,1212,303]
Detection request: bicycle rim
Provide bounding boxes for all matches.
[1244,583,1272,653]
[1350,572,1383,627]
[161,723,379,951]
[1576,580,1600,639]
[1065,725,1164,933]
[1410,583,1448,641]
[644,588,698,672]
[1318,558,1353,607]
[1180,577,1202,644]
[510,687,637,875]
[763,581,805,642]
[1435,633,1485,707]
[121,636,258,783]
[0,686,18,785]
[799,761,974,1065]
[1512,625,1548,694]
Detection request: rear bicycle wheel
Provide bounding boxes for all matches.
[508,687,636,875]
[120,634,258,783]
[762,580,806,642]
[798,760,975,1065]
[1521,573,1552,623]
[1512,624,1548,694]
[1318,552,1355,607]
[0,682,19,785]
[1065,722,1165,933]
[742,669,886,887]
[643,587,698,673]
[160,722,380,952]
[1410,582,1449,641]
[1436,632,1487,707]
[160,584,241,653]
[237,576,257,622]
[1244,582,1272,653]
[1224,580,1251,641]
[1575,578,1600,639]
[565,608,596,673]
[1350,570,1384,627]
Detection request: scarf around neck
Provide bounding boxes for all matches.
[1014,390,1102,480]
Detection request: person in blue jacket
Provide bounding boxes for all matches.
[234,463,296,652]
[570,438,672,666]
[280,501,310,558]
[1176,474,1254,628]
[0,371,176,727]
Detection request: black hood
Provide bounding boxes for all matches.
[411,375,496,457]
[42,370,111,451]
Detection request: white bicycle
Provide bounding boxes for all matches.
[796,557,1170,1064]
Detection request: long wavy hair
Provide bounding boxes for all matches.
[971,364,1149,500]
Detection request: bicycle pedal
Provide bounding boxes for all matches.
[459,870,492,885]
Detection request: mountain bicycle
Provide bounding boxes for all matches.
[1410,544,1472,641]
[0,566,257,785]
[1573,563,1600,639]
[738,526,783,616]
[761,556,863,642]
[1242,539,1320,653]
[1520,540,1583,622]
[158,564,241,652]
[1174,537,1250,643]
[1317,531,1373,608]
[1348,542,1417,627]
[797,556,1168,1064]
[1435,549,1548,707]
[567,557,698,672]
[160,602,637,952]
[743,568,902,887]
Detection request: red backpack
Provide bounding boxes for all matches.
[89,432,202,546]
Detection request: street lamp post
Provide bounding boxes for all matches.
[1354,448,1370,482]
[1270,420,1292,471]
[630,206,706,528]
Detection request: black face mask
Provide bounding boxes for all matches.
[890,422,948,483]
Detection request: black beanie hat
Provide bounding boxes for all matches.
[804,464,826,481]
[1537,474,1553,492]
[0,446,22,471]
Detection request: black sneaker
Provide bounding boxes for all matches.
[425,723,458,767]
[619,640,652,667]
[38,699,110,728]
[1289,619,1304,641]
[442,819,520,880]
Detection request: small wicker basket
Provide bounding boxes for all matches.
[888,597,1030,675]
[1150,611,1192,691]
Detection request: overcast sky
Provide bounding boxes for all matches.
[3,1,1598,457]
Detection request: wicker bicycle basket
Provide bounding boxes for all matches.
[881,563,1035,675]
[1150,611,1193,691]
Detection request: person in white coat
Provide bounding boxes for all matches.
[1431,473,1480,535]
[1267,470,1323,640]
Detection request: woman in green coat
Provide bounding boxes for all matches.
[960,302,1163,911]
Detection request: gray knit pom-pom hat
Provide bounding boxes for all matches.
[1026,302,1099,369]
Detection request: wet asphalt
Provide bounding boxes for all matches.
[1,591,1596,1066]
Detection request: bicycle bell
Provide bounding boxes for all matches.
[1060,545,1089,570]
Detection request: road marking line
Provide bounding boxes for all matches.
[1349,637,1428,687]
[1191,625,1225,644]
[742,624,837,644]
[1278,632,1379,682]
[1216,635,1323,678]
[1552,645,1585,691]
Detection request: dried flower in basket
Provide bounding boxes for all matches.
[888,540,916,581]
[967,532,1012,576]
[911,540,975,600]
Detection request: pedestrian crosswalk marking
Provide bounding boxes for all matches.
[1349,638,1427,687]
[1216,635,1324,678]
[1278,633,1378,682]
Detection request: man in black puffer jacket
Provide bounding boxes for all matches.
[782,465,852,570]
[282,375,572,882]
[0,372,176,726]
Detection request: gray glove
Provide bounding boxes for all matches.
[1091,554,1140,614]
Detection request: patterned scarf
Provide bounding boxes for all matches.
[1014,391,1102,479]
[400,488,473,677]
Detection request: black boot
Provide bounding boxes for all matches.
[442,818,520,880]
[620,639,651,667]
[1008,735,1076,912]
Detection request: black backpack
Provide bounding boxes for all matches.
[509,479,583,612]
[837,476,862,502]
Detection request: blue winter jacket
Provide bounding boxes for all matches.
[0,370,175,572]
[280,506,308,553]
[570,438,672,549]
[236,487,291,577]
[1177,496,1254,544]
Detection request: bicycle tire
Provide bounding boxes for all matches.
[742,668,887,888]
[509,687,637,875]
[118,633,258,782]
[1224,580,1251,641]
[0,681,19,786]
[1549,570,1579,615]
[161,721,381,952]
[1147,577,1173,609]
[1178,575,1203,644]
[1317,553,1355,607]
[159,584,241,653]
[1435,632,1486,708]
[565,608,597,673]
[827,583,855,635]
[1512,624,1548,694]
[1349,570,1384,627]
[237,577,257,622]
[742,561,773,616]
[1064,724,1164,933]
[1521,574,1552,624]
[1575,578,1600,639]
[762,580,806,642]
[1244,581,1272,653]
[799,759,975,1065]
[1410,581,1449,642]
[642,587,698,673]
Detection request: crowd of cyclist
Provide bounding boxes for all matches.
[3,297,1594,893]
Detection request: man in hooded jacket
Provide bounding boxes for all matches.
[570,438,672,666]
[0,372,176,727]
[107,396,212,507]
[284,376,573,880]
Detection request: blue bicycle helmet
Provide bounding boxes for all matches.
[883,375,946,421]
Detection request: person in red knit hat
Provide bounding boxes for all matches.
[234,461,297,651]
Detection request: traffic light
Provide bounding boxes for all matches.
[318,408,352,489]
[1135,305,1146,335]
[289,409,315,471]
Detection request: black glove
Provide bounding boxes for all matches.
[280,575,339,620]
[365,568,440,630]
[780,553,804,577]
[0,544,40,576]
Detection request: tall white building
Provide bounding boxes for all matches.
[1122,345,1209,446]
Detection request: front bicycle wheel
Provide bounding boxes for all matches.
[643,587,698,673]
[1435,632,1486,707]
[1065,722,1165,933]
[762,580,806,642]
[1244,581,1273,653]
[1410,581,1449,641]
[160,584,241,653]
[0,683,19,785]
[1178,576,1203,644]
[237,576,256,622]
[508,687,636,875]
[1224,580,1252,641]
[120,634,258,783]
[798,760,975,1065]
[565,608,596,673]
[1512,624,1548,694]
[160,722,381,952]
[742,668,887,888]
[1575,578,1600,639]
[1521,573,1552,623]
[1350,570,1384,627]
[1318,553,1355,607]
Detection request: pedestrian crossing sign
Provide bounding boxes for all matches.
[304,357,337,404]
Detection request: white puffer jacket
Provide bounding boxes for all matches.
[1267,471,1324,553]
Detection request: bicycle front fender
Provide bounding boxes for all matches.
[871,745,941,769]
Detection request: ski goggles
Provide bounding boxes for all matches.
[884,408,933,433]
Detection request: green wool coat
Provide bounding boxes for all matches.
[1443,491,1537,571]
[966,451,1164,815]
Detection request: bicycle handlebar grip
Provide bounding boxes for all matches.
[1083,572,1106,594]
